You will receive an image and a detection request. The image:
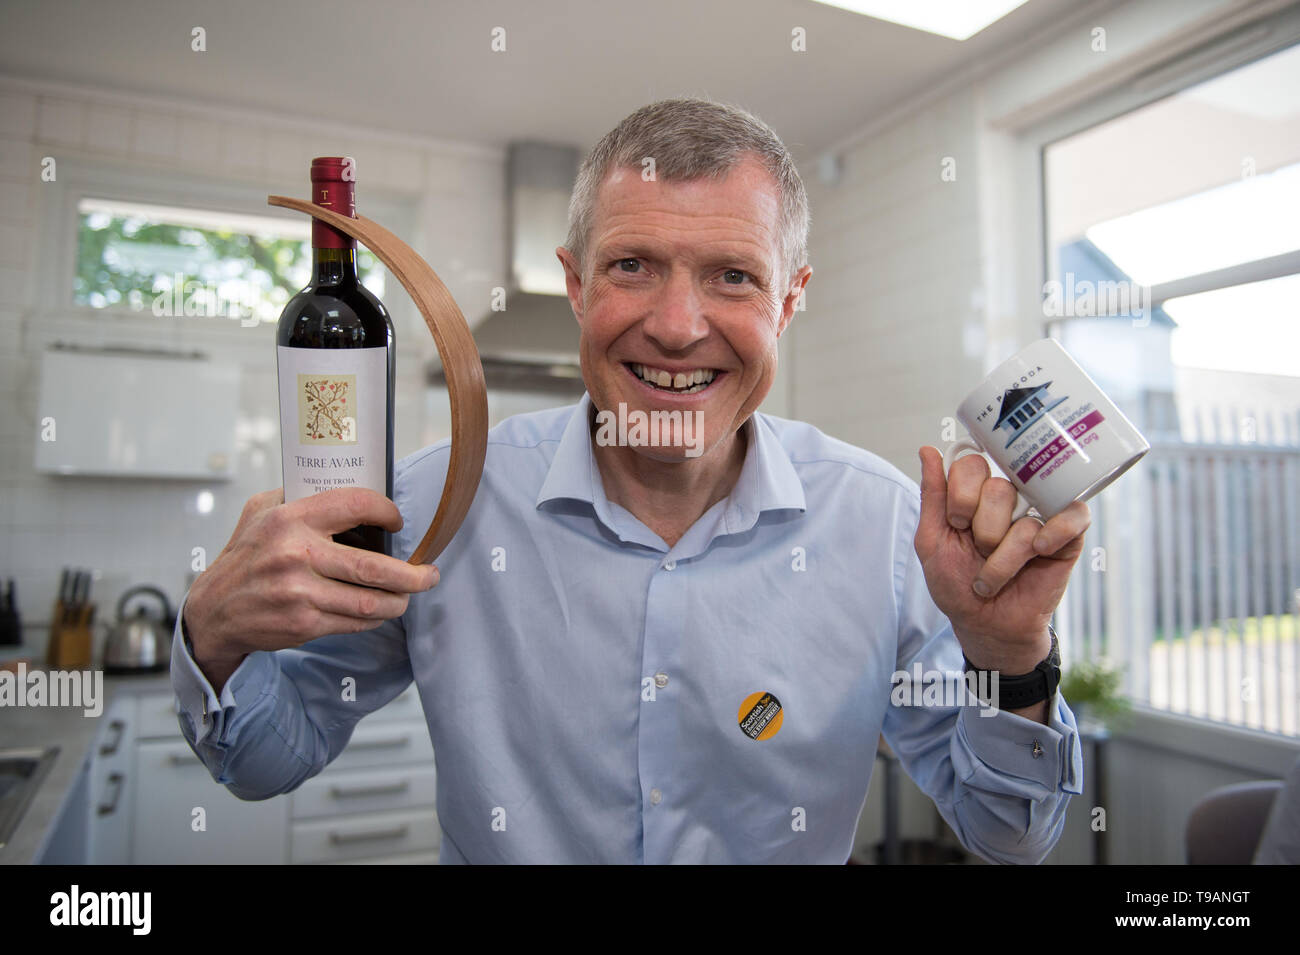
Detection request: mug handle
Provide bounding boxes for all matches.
[942,439,1037,523]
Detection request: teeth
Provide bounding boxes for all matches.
[631,363,717,391]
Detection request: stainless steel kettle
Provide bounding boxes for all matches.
[103,585,174,673]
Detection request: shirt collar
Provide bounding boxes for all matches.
[536,392,806,528]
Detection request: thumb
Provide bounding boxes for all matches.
[915,446,949,557]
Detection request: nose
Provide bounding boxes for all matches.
[640,270,709,352]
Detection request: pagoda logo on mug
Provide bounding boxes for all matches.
[944,339,1150,520]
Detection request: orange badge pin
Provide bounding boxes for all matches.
[737,691,783,741]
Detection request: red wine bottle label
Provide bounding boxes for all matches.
[277,345,387,503]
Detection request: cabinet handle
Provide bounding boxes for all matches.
[328,824,409,845]
[96,772,124,816]
[98,719,126,756]
[166,752,198,766]
[329,780,411,799]
[347,734,410,751]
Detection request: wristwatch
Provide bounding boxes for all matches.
[963,625,1060,709]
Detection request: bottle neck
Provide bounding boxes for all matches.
[312,246,358,287]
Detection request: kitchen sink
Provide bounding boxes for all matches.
[0,746,59,850]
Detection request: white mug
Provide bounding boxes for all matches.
[943,338,1150,521]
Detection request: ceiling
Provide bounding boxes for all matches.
[0,0,1087,159]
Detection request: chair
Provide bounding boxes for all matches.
[1185,780,1282,864]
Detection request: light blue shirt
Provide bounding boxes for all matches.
[172,393,1083,864]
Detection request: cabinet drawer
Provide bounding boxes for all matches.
[325,851,440,864]
[292,764,436,820]
[136,691,184,740]
[330,719,432,771]
[291,808,440,864]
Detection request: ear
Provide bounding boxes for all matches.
[556,246,584,322]
[777,265,812,337]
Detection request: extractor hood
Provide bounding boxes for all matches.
[450,141,584,395]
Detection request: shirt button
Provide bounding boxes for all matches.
[654,672,669,688]
[649,788,662,805]
[662,559,676,571]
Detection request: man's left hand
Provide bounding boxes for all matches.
[914,446,1090,674]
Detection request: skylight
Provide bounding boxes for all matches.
[809,0,1032,41]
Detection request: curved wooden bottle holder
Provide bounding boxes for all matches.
[269,195,488,565]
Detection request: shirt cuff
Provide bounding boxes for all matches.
[958,691,1084,795]
[170,589,273,746]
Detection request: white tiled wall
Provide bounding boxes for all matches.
[796,86,989,481]
[0,80,507,656]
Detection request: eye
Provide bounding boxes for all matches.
[721,269,749,285]
[616,258,642,273]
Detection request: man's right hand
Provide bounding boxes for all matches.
[182,487,439,691]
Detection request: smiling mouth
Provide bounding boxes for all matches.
[624,362,723,395]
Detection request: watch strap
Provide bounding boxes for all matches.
[963,625,1060,709]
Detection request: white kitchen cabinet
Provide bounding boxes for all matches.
[292,764,437,819]
[290,806,442,863]
[125,687,439,864]
[132,738,289,864]
[87,696,135,864]
[34,349,239,479]
[287,700,439,864]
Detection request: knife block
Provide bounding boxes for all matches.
[47,603,93,669]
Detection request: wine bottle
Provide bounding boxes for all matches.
[276,156,395,555]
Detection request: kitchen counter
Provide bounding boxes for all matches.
[1,659,173,865]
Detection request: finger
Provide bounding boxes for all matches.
[310,540,440,593]
[970,477,1019,558]
[915,447,949,556]
[1031,500,1091,556]
[308,577,412,623]
[293,487,404,536]
[288,604,406,643]
[946,452,990,531]
[972,517,1042,598]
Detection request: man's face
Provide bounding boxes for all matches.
[556,156,811,462]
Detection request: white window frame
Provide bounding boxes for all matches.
[1020,8,1300,329]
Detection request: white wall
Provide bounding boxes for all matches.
[796,86,987,474]
[0,78,506,656]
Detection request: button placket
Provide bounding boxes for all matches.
[639,549,687,862]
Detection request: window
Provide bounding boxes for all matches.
[73,197,386,326]
[1043,42,1300,737]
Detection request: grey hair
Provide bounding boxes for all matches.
[565,97,810,285]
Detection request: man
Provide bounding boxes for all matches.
[175,98,1087,864]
